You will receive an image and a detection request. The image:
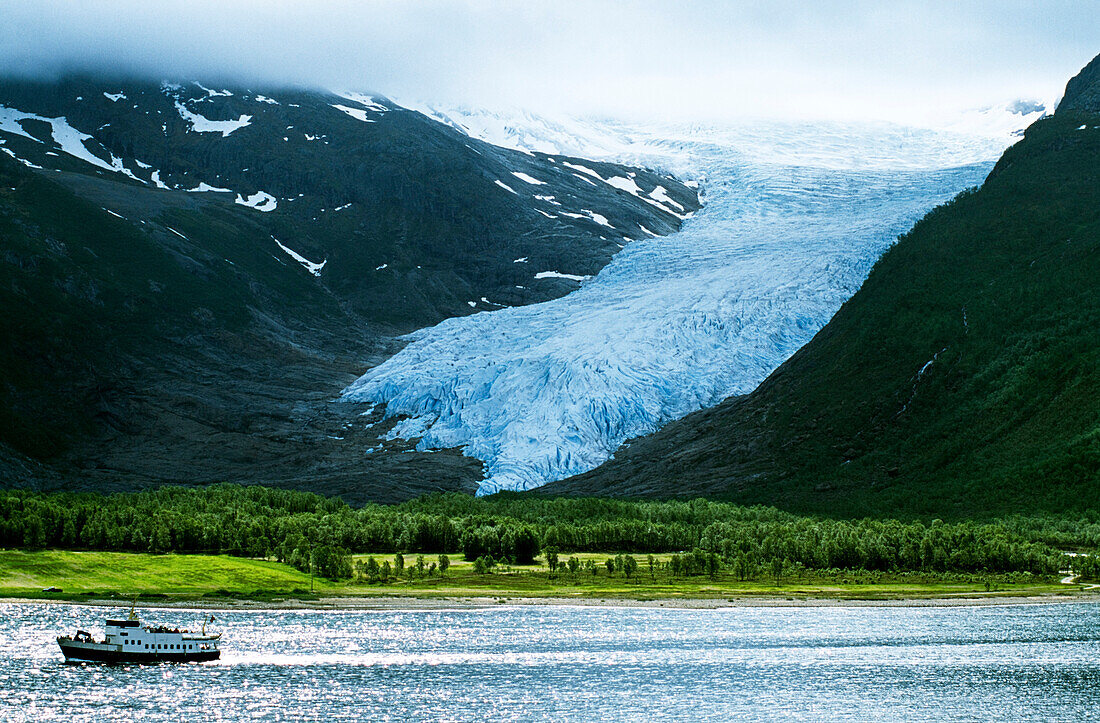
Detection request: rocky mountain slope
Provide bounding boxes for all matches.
[0,76,697,501]
[550,55,1100,518]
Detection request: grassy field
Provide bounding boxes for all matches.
[0,549,1081,604]
[0,550,315,599]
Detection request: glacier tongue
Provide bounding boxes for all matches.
[342,117,1028,495]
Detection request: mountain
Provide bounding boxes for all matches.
[344,113,1026,495]
[549,55,1100,517]
[0,76,697,501]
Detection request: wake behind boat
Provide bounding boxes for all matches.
[57,607,221,664]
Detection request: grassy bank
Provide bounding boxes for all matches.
[0,549,1080,604]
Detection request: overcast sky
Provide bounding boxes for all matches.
[4,1,1099,123]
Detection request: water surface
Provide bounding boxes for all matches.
[4,601,1100,721]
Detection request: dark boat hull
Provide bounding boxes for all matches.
[59,642,220,664]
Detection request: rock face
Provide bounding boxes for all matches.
[0,76,697,501]
[549,54,1100,518]
[1059,53,1100,113]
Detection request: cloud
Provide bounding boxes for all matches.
[3,0,1099,122]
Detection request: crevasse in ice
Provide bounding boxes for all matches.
[342,112,1042,494]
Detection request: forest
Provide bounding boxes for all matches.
[1,484,1094,580]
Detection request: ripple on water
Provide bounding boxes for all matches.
[4,602,1100,721]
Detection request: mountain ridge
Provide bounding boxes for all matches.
[547,54,1100,517]
[0,75,698,501]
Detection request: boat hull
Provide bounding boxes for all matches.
[58,641,220,664]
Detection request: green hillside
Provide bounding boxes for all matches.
[555,56,1100,518]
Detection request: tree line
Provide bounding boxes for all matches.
[0,485,1085,579]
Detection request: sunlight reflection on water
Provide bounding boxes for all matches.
[4,602,1100,721]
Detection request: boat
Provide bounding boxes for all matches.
[57,606,221,663]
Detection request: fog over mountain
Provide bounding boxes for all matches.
[4,1,1099,124]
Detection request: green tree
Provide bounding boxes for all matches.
[365,556,380,583]
[438,554,451,576]
[771,557,787,587]
[512,527,540,564]
[545,548,560,575]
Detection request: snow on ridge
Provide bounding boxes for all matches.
[336,92,390,113]
[235,190,278,212]
[0,105,143,181]
[343,117,1019,495]
[194,83,232,98]
[175,102,251,136]
[186,182,233,193]
[273,237,326,276]
[494,179,518,194]
[332,104,377,123]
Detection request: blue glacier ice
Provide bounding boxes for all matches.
[342,112,1043,494]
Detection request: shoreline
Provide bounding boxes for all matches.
[5,591,1098,612]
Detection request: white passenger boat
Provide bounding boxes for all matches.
[57,607,221,663]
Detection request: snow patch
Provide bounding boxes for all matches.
[273,237,326,276]
[494,179,518,194]
[174,102,251,136]
[332,104,376,123]
[511,171,546,185]
[186,182,233,193]
[103,92,126,103]
[1,147,42,168]
[194,83,232,98]
[234,190,278,212]
[337,93,389,113]
[0,105,142,180]
[560,209,612,228]
[648,186,685,212]
[534,271,591,282]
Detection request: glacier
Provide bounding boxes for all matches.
[342,111,1044,494]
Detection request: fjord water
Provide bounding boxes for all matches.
[6,602,1100,721]
[344,116,1037,494]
